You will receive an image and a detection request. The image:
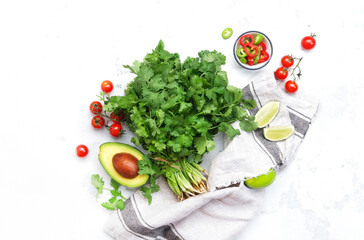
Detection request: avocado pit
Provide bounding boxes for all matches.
[112,152,139,179]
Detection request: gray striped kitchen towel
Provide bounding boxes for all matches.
[104,73,319,240]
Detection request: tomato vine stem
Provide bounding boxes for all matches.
[290,57,303,82]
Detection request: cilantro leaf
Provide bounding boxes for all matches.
[116,199,125,210]
[110,178,120,190]
[131,137,140,146]
[101,202,116,210]
[137,155,163,205]
[167,141,182,152]
[241,98,257,110]
[110,189,122,197]
[239,119,258,132]
[139,175,160,205]
[91,174,104,196]
[124,60,141,74]
[195,137,215,155]
[91,174,127,211]
[225,124,241,140]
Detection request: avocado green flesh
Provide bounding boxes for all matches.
[98,142,149,188]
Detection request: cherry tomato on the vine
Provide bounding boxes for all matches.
[285,80,298,93]
[101,80,114,93]
[91,115,105,128]
[76,144,89,157]
[274,67,289,80]
[110,111,124,123]
[109,123,123,137]
[301,34,316,50]
[281,55,294,68]
[90,101,103,114]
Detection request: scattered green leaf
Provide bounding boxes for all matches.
[91,174,126,210]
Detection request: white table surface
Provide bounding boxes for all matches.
[1,0,363,239]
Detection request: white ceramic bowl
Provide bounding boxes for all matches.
[233,31,273,70]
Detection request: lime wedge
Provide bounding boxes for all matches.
[244,168,276,189]
[255,101,280,128]
[263,125,294,141]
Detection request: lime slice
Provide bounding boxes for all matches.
[263,125,294,141]
[255,101,280,128]
[244,168,276,189]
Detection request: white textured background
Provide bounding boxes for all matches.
[0,0,363,239]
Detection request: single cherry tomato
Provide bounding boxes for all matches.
[76,144,89,157]
[274,67,289,80]
[281,55,294,68]
[301,34,316,50]
[109,123,123,137]
[285,80,298,93]
[101,80,114,93]
[90,101,103,114]
[110,111,125,123]
[91,115,105,128]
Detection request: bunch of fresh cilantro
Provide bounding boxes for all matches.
[101,40,257,203]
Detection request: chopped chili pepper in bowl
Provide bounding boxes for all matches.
[233,31,273,70]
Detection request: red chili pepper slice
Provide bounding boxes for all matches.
[257,42,266,51]
[258,50,269,63]
[247,56,255,66]
[243,43,259,58]
[239,34,254,46]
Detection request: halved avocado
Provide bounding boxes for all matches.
[98,142,149,187]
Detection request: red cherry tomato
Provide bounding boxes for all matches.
[301,34,316,50]
[76,144,89,157]
[91,115,105,128]
[274,67,289,80]
[110,111,124,123]
[109,123,123,137]
[101,80,114,93]
[281,55,294,68]
[90,101,103,114]
[285,80,298,93]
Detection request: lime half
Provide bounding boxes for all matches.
[263,125,294,141]
[255,101,280,128]
[244,168,277,189]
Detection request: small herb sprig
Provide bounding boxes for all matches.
[91,174,126,210]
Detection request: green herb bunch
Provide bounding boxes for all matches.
[101,40,257,202]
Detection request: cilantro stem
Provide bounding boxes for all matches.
[208,120,235,130]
